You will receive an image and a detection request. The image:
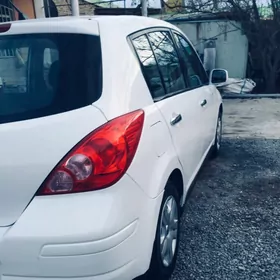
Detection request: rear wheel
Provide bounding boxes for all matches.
[211,112,222,159]
[146,181,180,280]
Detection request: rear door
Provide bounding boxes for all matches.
[0,32,105,226]
[131,29,203,186]
[172,31,215,154]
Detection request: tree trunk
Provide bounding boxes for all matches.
[260,47,279,93]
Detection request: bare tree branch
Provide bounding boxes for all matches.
[162,0,280,92]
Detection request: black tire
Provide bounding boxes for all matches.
[210,111,222,159]
[146,181,181,280]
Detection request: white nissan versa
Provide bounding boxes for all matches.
[0,16,227,280]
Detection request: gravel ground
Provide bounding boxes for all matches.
[171,99,280,280]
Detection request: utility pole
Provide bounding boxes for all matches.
[141,0,148,16]
[71,0,80,16]
[34,0,46,18]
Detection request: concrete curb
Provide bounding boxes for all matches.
[222,93,280,99]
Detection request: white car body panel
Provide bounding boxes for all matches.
[0,105,107,227]
[156,87,206,185]
[0,16,222,280]
[124,103,185,199]
[0,175,163,280]
[3,17,100,35]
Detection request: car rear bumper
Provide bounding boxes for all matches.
[1,262,135,280]
[0,174,163,280]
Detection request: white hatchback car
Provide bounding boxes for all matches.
[0,16,227,280]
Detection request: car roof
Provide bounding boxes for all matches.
[94,15,176,32]
[97,15,182,37]
[1,16,178,37]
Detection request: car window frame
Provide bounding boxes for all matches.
[170,29,209,90]
[128,27,191,102]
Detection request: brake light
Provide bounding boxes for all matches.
[0,23,11,33]
[38,110,144,195]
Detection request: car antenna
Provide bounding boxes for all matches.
[8,0,28,20]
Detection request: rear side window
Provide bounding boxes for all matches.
[173,33,208,88]
[147,31,185,95]
[132,35,165,100]
[0,33,102,124]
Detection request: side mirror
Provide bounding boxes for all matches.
[210,69,228,84]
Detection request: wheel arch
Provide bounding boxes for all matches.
[168,169,184,207]
[219,103,223,115]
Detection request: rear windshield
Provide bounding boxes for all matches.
[0,33,102,124]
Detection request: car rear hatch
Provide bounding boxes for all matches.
[0,21,107,226]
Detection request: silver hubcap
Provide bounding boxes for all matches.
[160,196,179,267]
[216,118,222,150]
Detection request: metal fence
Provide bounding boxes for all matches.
[0,1,15,58]
[0,0,14,22]
[45,0,95,17]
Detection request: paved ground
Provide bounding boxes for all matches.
[223,98,280,139]
[171,98,280,280]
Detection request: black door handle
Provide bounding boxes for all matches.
[200,99,207,107]
[170,114,182,126]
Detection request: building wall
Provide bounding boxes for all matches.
[13,0,35,19]
[52,0,94,16]
[172,20,248,78]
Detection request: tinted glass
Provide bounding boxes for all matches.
[132,35,165,100]
[0,33,102,124]
[148,31,185,95]
[174,33,208,89]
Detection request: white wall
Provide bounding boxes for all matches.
[173,20,248,78]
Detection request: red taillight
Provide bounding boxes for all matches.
[0,23,11,33]
[38,110,144,195]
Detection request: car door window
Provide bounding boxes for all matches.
[132,34,165,100]
[147,31,186,95]
[173,33,208,89]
